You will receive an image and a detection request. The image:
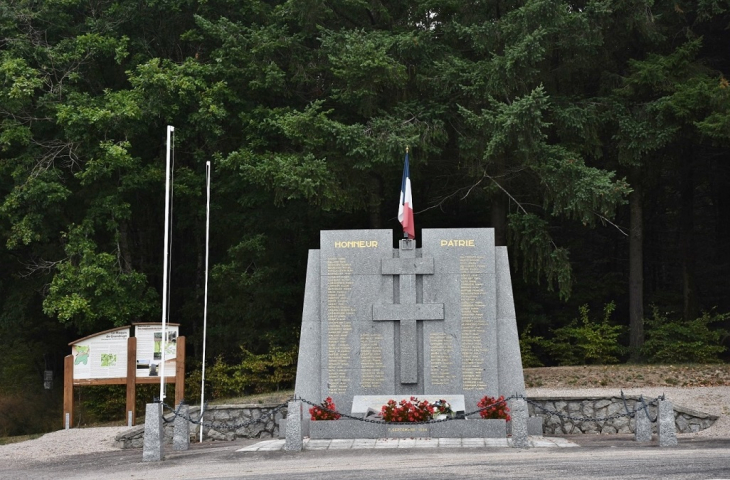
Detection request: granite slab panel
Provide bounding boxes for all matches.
[309,420,385,439]
[294,250,321,405]
[319,230,393,275]
[420,229,495,274]
[496,247,526,398]
[386,424,431,438]
[430,419,506,438]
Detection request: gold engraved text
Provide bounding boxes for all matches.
[334,241,379,248]
[440,240,475,247]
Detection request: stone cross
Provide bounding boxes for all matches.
[372,239,444,383]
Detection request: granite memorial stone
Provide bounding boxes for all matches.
[658,399,678,447]
[142,402,164,462]
[634,400,652,443]
[284,400,303,452]
[294,228,527,438]
[172,404,190,451]
[509,398,529,448]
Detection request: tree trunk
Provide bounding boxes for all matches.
[680,152,699,321]
[118,221,133,273]
[628,167,644,360]
[491,157,508,246]
[368,174,383,229]
[491,191,508,247]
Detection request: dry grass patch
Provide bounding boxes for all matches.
[525,364,730,389]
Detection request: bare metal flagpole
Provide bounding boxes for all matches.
[199,161,211,442]
[160,125,174,402]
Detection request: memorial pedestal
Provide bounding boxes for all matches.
[308,419,507,439]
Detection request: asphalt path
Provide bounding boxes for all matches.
[3,436,730,480]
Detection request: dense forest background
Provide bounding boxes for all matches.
[2,0,730,434]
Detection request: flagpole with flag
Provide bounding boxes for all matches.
[398,146,415,239]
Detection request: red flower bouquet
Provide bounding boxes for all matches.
[381,396,435,422]
[309,397,341,420]
[477,395,511,421]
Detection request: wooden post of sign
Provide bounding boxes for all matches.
[175,336,186,407]
[63,355,73,429]
[126,336,137,426]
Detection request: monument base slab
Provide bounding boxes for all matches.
[308,419,507,439]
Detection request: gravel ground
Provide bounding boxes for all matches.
[1,387,728,465]
[0,425,130,467]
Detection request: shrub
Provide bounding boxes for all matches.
[477,395,511,421]
[519,324,544,368]
[187,344,297,400]
[542,302,624,365]
[309,397,341,420]
[641,307,728,363]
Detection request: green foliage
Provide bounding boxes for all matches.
[508,212,573,299]
[187,344,298,400]
[519,324,544,368]
[1,0,730,434]
[542,302,625,366]
[641,307,729,364]
[42,223,158,333]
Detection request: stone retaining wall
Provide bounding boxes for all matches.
[528,396,718,435]
[114,404,287,449]
[114,396,718,448]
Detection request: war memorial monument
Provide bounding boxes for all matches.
[287,228,534,442]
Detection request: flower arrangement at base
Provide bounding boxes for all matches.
[381,396,435,422]
[309,397,341,421]
[477,395,511,421]
[432,399,454,418]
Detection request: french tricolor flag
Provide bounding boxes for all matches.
[398,149,415,239]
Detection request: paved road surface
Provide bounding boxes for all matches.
[3,436,730,480]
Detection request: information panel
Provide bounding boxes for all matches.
[134,323,179,378]
[71,327,130,380]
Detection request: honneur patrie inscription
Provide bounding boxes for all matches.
[430,332,454,386]
[334,240,379,248]
[459,255,487,390]
[360,333,385,389]
[326,257,354,394]
[440,239,475,247]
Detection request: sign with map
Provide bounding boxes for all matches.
[71,327,130,380]
[134,323,179,378]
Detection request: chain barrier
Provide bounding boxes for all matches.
[161,399,291,431]
[159,392,666,430]
[161,401,187,424]
[637,393,663,422]
[297,393,665,425]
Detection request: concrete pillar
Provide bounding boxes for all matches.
[284,400,303,452]
[173,404,190,451]
[509,398,529,449]
[634,399,652,443]
[142,402,165,462]
[658,399,677,447]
